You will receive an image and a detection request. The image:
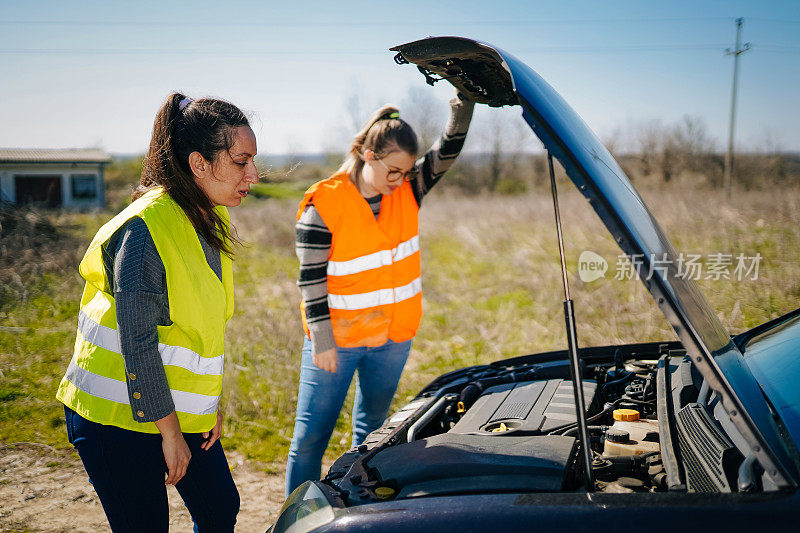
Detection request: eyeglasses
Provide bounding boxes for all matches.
[375,157,415,183]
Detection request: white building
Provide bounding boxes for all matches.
[0,148,111,208]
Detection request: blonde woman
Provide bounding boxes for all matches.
[287,93,474,495]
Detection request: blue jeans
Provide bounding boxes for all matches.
[64,406,239,533]
[285,337,412,496]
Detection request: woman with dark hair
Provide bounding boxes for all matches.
[286,93,474,495]
[56,92,257,532]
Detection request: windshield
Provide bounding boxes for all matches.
[743,313,800,450]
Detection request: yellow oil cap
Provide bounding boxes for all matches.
[375,486,396,500]
[613,409,640,421]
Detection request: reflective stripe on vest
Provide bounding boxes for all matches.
[77,311,224,376]
[63,359,220,415]
[297,173,423,347]
[327,277,422,310]
[327,235,420,276]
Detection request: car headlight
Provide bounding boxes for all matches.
[270,482,336,533]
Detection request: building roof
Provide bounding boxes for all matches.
[0,148,112,164]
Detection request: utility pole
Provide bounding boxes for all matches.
[724,17,750,200]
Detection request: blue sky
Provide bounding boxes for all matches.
[1,0,798,155]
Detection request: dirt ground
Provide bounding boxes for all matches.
[0,443,289,532]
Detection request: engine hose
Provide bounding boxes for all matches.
[458,368,541,410]
[549,402,619,435]
[619,397,654,406]
[601,371,634,394]
[458,383,485,411]
[562,425,608,438]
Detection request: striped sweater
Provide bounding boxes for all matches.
[296,97,474,355]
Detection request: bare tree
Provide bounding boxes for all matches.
[601,127,624,159]
[344,91,367,136]
[634,116,718,184]
[636,119,664,178]
[671,115,722,185]
[321,81,380,155]
[672,115,714,173]
[485,113,505,192]
[759,130,788,183]
[476,110,530,192]
[401,86,447,150]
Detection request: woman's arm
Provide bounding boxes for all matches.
[409,96,475,205]
[107,218,175,422]
[108,218,191,484]
[296,203,337,365]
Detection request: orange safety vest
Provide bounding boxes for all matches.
[297,171,422,348]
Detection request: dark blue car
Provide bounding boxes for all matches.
[270,37,800,532]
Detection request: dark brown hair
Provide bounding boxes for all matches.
[340,104,419,180]
[135,92,249,256]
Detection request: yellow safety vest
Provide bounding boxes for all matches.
[56,187,234,434]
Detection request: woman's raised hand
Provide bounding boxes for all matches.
[313,347,338,373]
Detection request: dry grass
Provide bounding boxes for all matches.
[2,184,799,470]
[0,206,97,308]
[0,207,102,447]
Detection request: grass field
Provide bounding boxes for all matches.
[2,182,799,471]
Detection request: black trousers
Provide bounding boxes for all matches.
[64,406,240,533]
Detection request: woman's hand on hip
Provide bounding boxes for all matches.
[155,411,191,485]
[201,411,223,451]
[313,347,338,373]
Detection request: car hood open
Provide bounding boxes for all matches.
[391,36,798,489]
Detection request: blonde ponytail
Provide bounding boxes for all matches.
[339,104,419,180]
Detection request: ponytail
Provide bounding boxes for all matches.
[340,105,419,180]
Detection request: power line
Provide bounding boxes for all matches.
[0,44,739,56]
[746,17,800,24]
[0,16,737,27]
[0,48,380,55]
[756,44,800,51]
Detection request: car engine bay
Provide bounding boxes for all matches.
[318,341,767,506]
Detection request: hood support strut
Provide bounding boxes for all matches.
[548,151,595,492]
